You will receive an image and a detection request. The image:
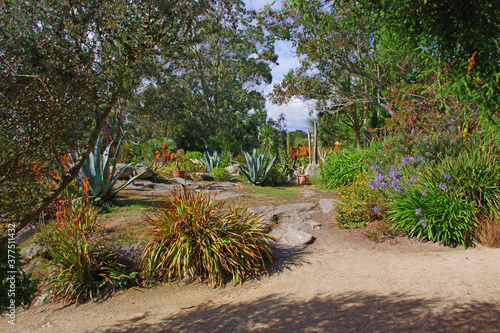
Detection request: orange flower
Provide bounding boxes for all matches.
[156,150,161,160]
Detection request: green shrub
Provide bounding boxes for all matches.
[141,189,274,286]
[1,245,38,313]
[387,148,500,247]
[162,158,206,176]
[435,148,500,216]
[261,166,287,187]
[46,199,136,303]
[319,146,377,190]
[211,167,231,181]
[219,150,234,168]
[186,151,203,160]
[389,186,478,247]
[336,172,389,229]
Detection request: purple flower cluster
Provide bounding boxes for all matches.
[415,208,422,215]
[369,156,423,193]
[368,171,389,190]
[438,183,448,190]
[407,176,418,186]
[401,156,416,165]
[373,206,382,214]
[420,219,428,228]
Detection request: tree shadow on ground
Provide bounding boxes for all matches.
[100,292,500,332]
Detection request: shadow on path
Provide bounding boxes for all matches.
[100,292,500,332]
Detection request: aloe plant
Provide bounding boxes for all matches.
[200,151,219,173]
[69,136,143,202]
[238,149,276,185]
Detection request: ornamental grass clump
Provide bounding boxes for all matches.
[46,199,137,303]
[384,148,500,247]
[141,189,274,287]
[319,145,379,190]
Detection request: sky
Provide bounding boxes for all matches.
[243,0,312,131]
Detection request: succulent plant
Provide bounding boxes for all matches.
[69,136,143,203]
[237,149,275,185]
[200,151,219,173]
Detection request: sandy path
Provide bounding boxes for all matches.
[3,189,500,332]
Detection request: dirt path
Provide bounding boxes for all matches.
[3,186,500,332]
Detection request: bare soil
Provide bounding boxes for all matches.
[3,183,500,332]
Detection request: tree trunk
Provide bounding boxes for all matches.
[307,129,312,164]
[314,121,318,163]
[0,96,118,247]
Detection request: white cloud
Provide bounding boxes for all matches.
[266,97,315,132]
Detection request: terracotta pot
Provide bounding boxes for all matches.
[297,174,308,185]
[172,170,186,179]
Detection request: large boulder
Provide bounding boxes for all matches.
[133,164,154,179]
[305,163,320,179]
[20,244,48,260]
[225,165,239,177]
[190,172,214,181]
[116,163,134,180]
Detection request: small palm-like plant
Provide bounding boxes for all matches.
[238,149,276,185]
[69,136,143,202]
[200,151,219,173]
[141,189,274,286]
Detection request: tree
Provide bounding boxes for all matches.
[0,0,221,246]
[363,0,500,110]
[264,0,409,146]
[156,1,277,150]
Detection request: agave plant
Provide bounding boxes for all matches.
[200,151,219,173]
[69,136,143,203]
[238,149,276,185]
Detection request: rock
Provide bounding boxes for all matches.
[190,172,214,181]
[305,163,320,179]
[214,192,241,200]
[133,164,154,179]
[225,165,239,176]
[116,163,134,179]
[218,182,237,188]
[33,293,53,307]
[20,244,47,260]
[319,198,334,213]
[112,243,144,271]
[251,202,318,257]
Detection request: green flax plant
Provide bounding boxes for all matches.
[141,189,274,287]
[46,199,136,303]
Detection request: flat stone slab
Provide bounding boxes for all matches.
[213,192,241,200]
[250,202,318,257]
[319,198,334,213]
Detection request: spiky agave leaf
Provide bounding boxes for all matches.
[238,149,275,185]
[67,135,144,202]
